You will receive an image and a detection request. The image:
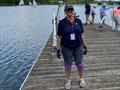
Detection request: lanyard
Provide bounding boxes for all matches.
[67,21,75,32]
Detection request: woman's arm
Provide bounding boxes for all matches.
[81,33,88,55]
[79,19,87,47]
[81,33,87,47]
[57,36,62,50]
[56,35,62,59]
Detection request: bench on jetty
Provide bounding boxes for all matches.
[21,24,120,90]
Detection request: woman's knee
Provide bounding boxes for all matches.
[76,62,84,71]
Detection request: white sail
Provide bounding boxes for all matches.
[19,0,24,6]
[29,1,32,5]
[33,0,37,6]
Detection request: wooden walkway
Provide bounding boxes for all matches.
[21,24,120,90]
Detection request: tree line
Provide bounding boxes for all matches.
[0,0,95,5]
[1,0,119,6]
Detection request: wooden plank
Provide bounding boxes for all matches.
[21,24,120,90]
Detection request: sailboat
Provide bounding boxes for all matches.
[33,0,37,7]
[19,0,24,6]
[29,1,32,6]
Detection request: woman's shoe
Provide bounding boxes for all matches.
[65,80,71,90]
[79,79,86,88]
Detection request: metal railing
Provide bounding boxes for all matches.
[52,1,63,55]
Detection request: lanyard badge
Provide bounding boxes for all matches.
[67,20,76,40]
[70,33,75,40]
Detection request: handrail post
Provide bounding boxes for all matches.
[52,0,63,55]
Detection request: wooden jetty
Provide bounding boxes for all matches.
[21,24,120,90]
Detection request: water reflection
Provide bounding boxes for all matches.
[0,6,57,90]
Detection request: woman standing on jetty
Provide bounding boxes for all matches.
[56,5,87,90]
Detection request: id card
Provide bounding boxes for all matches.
[70,33,75,40]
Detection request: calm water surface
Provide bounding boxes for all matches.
[0,5,113,90]
[0,5,57,90]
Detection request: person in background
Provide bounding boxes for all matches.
[99,3,112,28]
[91,6,96,24]
[57,5,87,90]
[113,6,120,31]
[85,3,92,25]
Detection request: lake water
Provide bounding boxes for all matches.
[0,5,114,90]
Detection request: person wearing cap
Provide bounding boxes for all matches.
[85,3,92,25]
[113,6,120,31]
[99,3,112,28]
[57,5,87,89]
